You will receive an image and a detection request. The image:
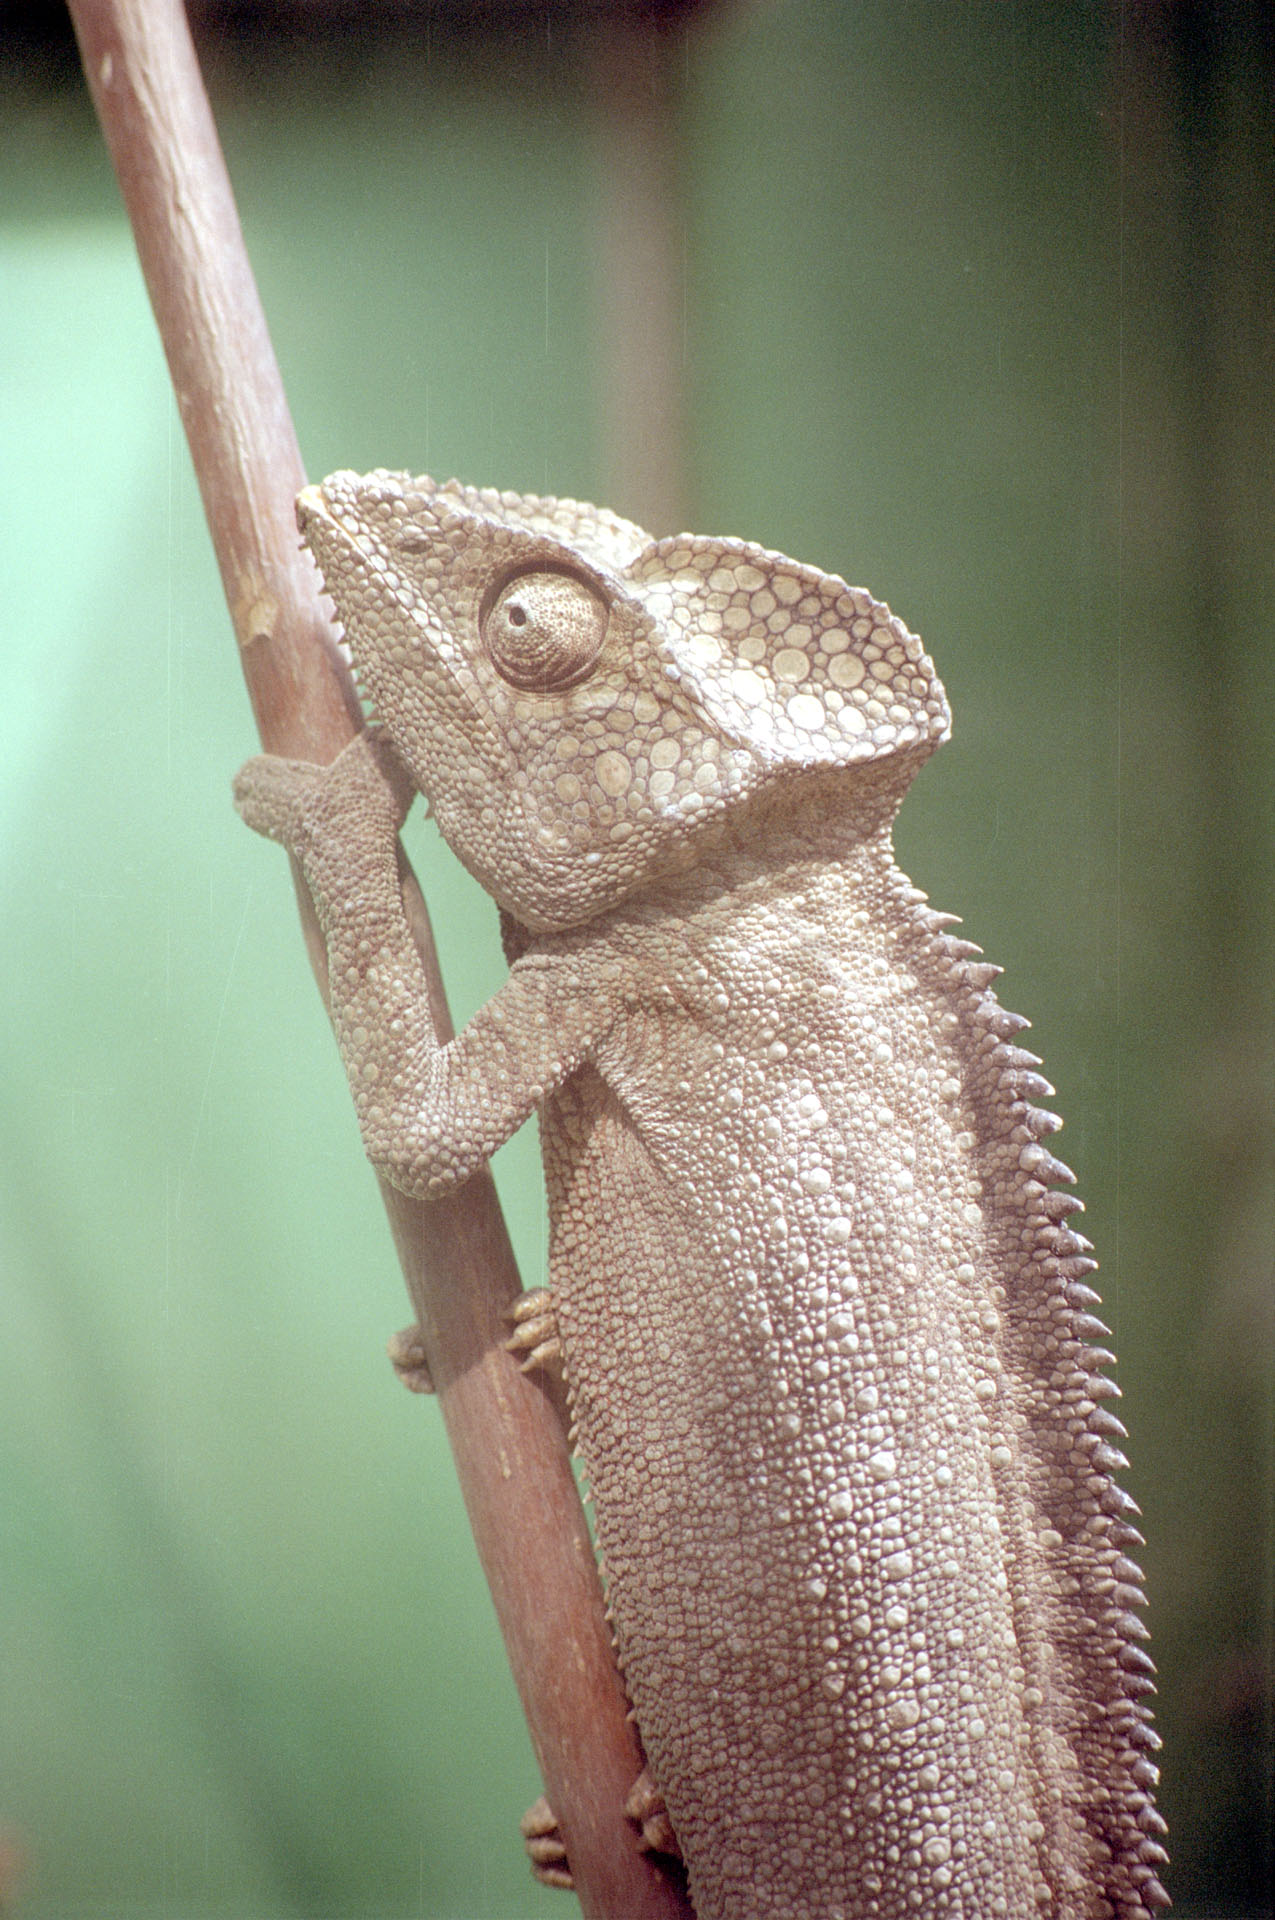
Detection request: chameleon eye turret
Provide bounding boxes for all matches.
[481,566,610,690]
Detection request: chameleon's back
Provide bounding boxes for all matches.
[534,812,1162,1920]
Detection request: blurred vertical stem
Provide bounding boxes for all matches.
[591,12,690,536]
[64,2,693,1914]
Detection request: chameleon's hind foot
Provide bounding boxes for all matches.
[518,1772,681,1892]
[625,1768,682,1859]
[394,1298,564,1399]
[520,1795,573,1890]
[505,1288,563,1379]
[387,1325,434,1394]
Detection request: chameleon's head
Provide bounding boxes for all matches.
[298,471,951,932]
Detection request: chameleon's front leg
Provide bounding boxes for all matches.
[234,728,607,1199]
[234,728,449,1176]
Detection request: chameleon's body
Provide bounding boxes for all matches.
[235,472,1167,1920]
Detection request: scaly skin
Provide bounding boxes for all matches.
[235,471,1167,1919]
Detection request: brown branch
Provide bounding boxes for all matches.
[591,14,691,536]
[64,3,692,1914]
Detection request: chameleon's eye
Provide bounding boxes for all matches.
[481,567,609,690]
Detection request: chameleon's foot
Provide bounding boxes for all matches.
[625,1767,682,1859]
[232,750,327,847]
[505,1287,564,1380]
[233,725,415,862]
[518,1773,681,1891]
[520,1795,573,1890]
[387,1325,434,1394]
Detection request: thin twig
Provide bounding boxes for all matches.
[65,3,692,1913]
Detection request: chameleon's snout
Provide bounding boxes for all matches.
[295,483,328,534]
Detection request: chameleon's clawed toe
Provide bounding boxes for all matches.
[519,1795,573,1890]
[387,1325,434,1394]
[625,1768,681,1860]
[505,1288,563,1378]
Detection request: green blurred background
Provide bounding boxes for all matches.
[2,2,1271,1915]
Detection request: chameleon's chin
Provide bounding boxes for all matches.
[296,481,330,529]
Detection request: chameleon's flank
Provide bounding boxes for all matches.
[235,472,1167,1920]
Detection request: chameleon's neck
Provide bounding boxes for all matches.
[501,757,920,959]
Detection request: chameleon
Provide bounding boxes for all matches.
[233,470,1168,1920]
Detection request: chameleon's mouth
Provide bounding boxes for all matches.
[297,484,378,717]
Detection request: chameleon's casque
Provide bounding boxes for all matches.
[235,471,1167,1920]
